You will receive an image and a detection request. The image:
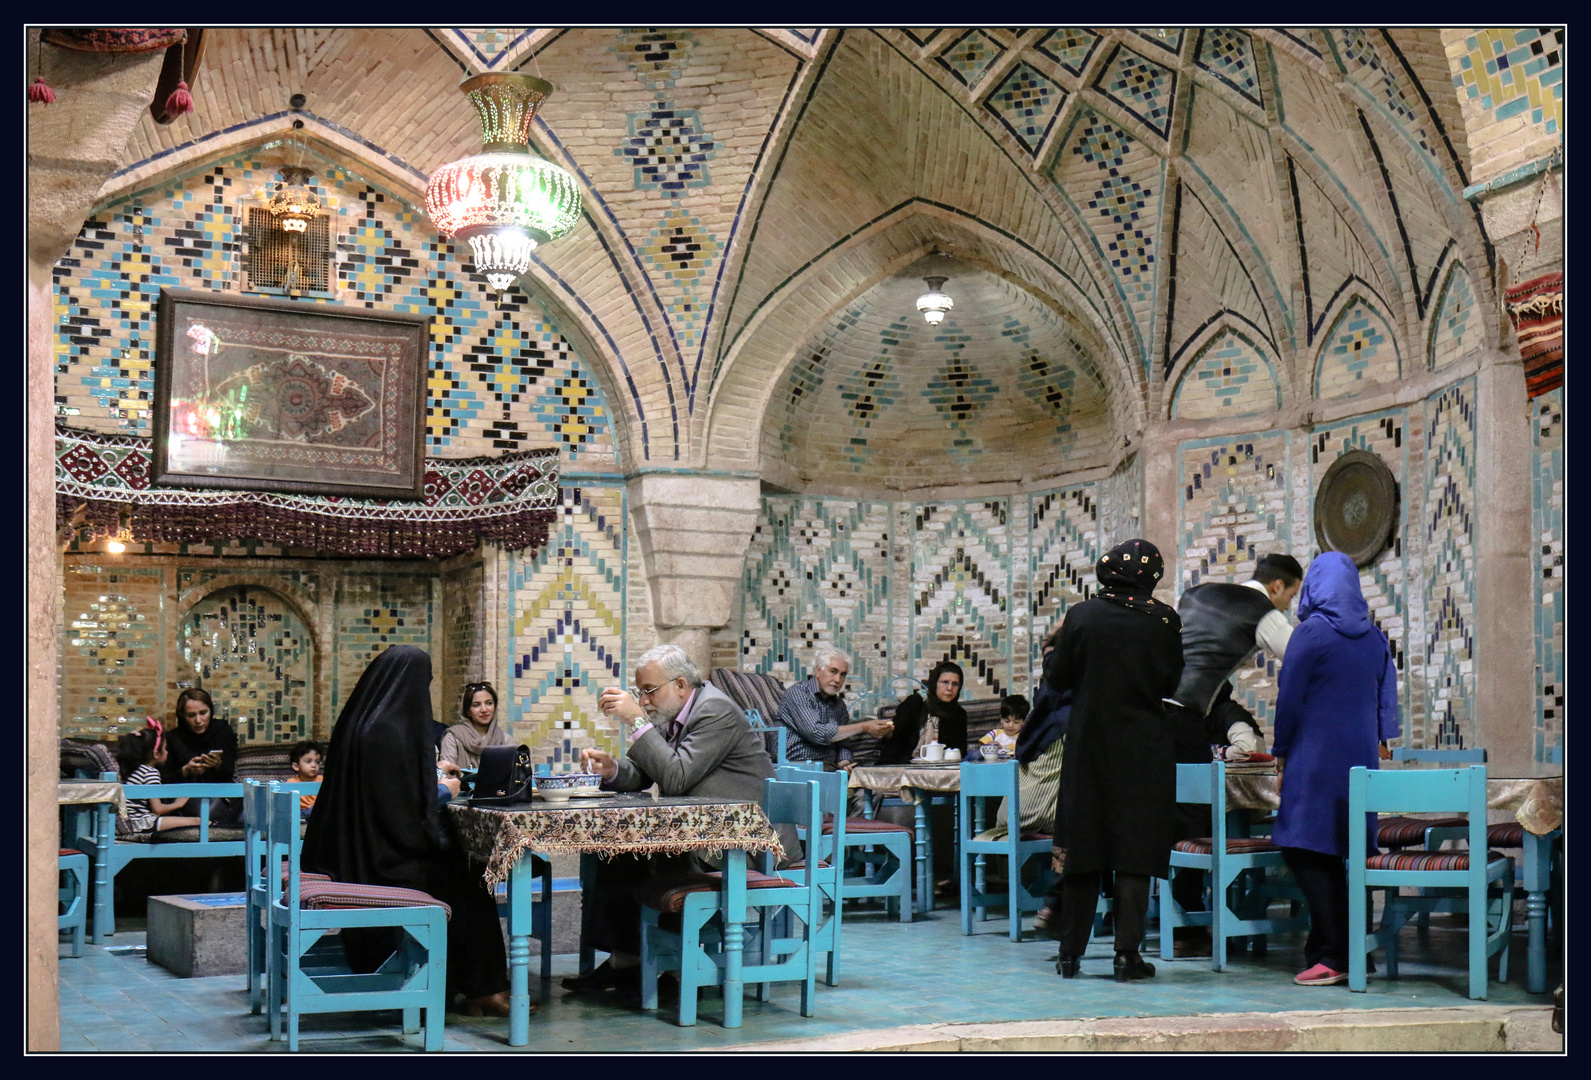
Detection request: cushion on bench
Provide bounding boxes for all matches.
[709,668,789,724]
[826,819,912,837]
[116,825,248,845]
[298,879,452,919]
[1362,850,1508,872]
[1377,815,1468,848]
[636,870,801,914]
[1173,837,1282,856]
[1486,822,1528,848]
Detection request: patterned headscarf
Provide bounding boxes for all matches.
[1093,539,1180,627]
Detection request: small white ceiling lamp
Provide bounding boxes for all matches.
[916,276,954,326]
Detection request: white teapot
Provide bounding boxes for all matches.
[922,741,946,762]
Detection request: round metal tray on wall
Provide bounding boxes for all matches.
[1313,449,1399,567]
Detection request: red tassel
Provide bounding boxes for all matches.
[164,79,194,116]
[28,77,55,105]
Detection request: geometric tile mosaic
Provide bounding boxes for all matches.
[738,497,893,699]
[1171,329,1280,420]
[1196,28,1263,107]
[1033,28,1102,77]
[1277,28,1325,59]
[1451,27,1564,137]
[331,574,435,726]
[1420,380,1477,752]
[52,151,615,467]
[1133,28,1184,55]
[1091,43,1178,139]
[1430,264,1480,370]
[1331,28,1437,160]
[1055,112,1163,318]
[1176,434,1292,728]
[1315,299,1401,398]
[615,102,717,197]
[923,327,999,464]
[61,564,167,744]
[911,500,1011,699]
[180,584,313,745]
[983,61,1067,155]
[509,485,629,769]
[935,29,1006,89]
[1531,388,1563,762]
[639,208,722,356]
[613,27,697,91]
[1026,485,1099,673]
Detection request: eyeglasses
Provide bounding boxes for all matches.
[629,682,675,701]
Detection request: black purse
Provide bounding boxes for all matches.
[469,744,537,806]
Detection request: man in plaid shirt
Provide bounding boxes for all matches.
[776,645,894,768]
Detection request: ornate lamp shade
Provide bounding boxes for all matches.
[425,73,583,292]
[265,166,321,232]
[916,275,953,326]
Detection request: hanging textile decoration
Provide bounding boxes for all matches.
[1504,272,1563,399]
[162,35,194,118]
[28,77,55,105]
[55,423,560,558]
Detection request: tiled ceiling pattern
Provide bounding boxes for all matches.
[95,27,1482,475]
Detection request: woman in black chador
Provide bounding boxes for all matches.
[1042,539,1183,982]
[876,659,968,763]
[302,645,513,1017]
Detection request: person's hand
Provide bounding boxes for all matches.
[183,755,211,776]
[580,747,619,782]
[597,687,645,724]
[1379,742,1393,761]
[437,759,463,778]
[861,718,894,737]
[440,776,462,798]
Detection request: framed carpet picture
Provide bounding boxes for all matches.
[152,288,430,499]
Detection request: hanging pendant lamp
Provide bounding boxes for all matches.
[425,73,583,293]
[916,276,954,326]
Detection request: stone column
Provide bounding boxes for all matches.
[627,474,761,675]
[1139,427,1181,603]
[28,42,166,1050]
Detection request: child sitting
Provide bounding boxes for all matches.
[289,740,322,818]
[114,720,203,835]
[980,694,1029,759]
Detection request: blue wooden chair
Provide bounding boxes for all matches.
[1159,761,1310,970]
[745,710,791,765]
[956,761,1053,942]
[1347,765,1514,1000]
[58,849,89,957]
[638,778,827,1027]
[784,762,913,922]
[775,764,845,985]
[265,783,450,1051]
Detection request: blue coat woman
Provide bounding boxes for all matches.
[1271,551,1401,983]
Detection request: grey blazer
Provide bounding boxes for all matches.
[609,682,799,860]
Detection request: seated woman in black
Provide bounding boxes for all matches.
[161,688,238,783]
[876,660,968,764]
[302,645,514,1018]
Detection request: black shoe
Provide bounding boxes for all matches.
[1057,954,1080,978]
[561,959,640,994]
[1113,951,1156,982]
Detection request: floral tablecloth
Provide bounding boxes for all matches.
[847,763,961,804]
[1228,770,1562,835]
[448,793,784,889]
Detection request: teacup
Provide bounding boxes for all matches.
[944,748,961,762]
[922,741,945,762]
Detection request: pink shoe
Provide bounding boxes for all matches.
[1294,963,1348,986]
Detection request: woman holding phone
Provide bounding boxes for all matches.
[161,688,238,784]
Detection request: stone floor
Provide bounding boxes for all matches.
[56,899,1560,1053]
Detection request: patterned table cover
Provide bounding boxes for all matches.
[448,793,784,889]
[847,763,961,804]
[58,779,125,815]
[1228,770,1563,835]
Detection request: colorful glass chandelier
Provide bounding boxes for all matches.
[265,166,321,232]
[425,73,583,293]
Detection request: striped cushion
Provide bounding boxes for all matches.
[1019,832,1053,842]
[1377,816,1468,847]
[59,848,84,857]
[708,669,789,725]
[785,859,831,871]
[830,818,912,837]
[1487,822,1527,848]
[637,870,801,914]
[1173,837,1283,856]
[1363,850,1507,872]
[298,878,452,919]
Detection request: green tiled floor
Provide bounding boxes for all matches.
[57,901,1557,1053]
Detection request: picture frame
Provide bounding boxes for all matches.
[152,287,430,500]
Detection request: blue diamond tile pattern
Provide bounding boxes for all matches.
[1093,44,1177,139]
[1063,116,1160,310]
[935,29,1006,88]
[984,62,1067,154]
[1034,28,1102,77]
[615,103,717,196]
[1332,28,1437,159]
[1134,28,1184,54]
[1196,28,1263,106]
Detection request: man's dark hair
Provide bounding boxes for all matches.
[1000,694,1030,721]
[1253,554,1303,587]
[289,740,320,765]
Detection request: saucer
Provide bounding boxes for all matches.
[565,788,610,798]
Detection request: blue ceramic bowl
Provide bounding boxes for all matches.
[534,772,603,801]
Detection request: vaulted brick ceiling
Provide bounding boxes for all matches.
[96,27,1486,484]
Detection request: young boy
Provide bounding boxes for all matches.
[289,740,322,817]
[981,694,1029,759]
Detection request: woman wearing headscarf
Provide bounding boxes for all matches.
[1043,539,1183,982]
[876,659,968,763]
[302,646,514,1017]
[161,688,238,784]
[439,681,509,770]
[1271,552,1400,986]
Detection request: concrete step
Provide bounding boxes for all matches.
[730,1006,1561,1053]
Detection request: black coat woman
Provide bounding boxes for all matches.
[302,645,514,1017]
[1043,539,1183,982]
[876,660,969,763]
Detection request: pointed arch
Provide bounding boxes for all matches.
[1167,322,1284,420]
[1313,294,1402,399]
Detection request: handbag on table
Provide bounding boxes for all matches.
[468,744,536,806]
